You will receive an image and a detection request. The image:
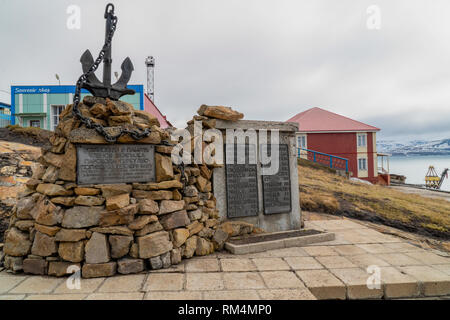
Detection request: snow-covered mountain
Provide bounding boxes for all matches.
[377,139,450,156]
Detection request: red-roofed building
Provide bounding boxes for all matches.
[143,93,172,129]
[287,107,383,183]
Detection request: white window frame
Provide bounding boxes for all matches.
[357,133,367,147]
[51,104,65,131]
[297,135,307,149]
[29,120,41,128]
[358,158,368,171]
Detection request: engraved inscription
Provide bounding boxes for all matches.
[225,144,258,218]
[261,144,291,214]
[77,144,155,184]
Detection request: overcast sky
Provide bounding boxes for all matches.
[1,0,450,141]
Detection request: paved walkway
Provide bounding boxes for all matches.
[1,219,449,300]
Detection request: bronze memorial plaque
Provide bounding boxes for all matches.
[225,144,259,218]
[261,144,292,214]
[77,144,155,184]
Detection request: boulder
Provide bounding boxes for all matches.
[138,231,173,258]
[36,184,72,196]
[159,210,190,230]
[74,187,100,196]
[16,197,35,219]
[184,185,198,197]
[82,262,116,278]
[98,204,138,226]
[132,190,173,200]
[149,256,163,270]
[32,198,64,226]
[155,153,174,182]
[135,221,164,236]
[158,200,185,215]
[132,180,183,191]
[15,220,34,232]
[197,104,244,121]
[133,109,160,127]
[171,248,182,265]
[138,198,159,214]
[62,206,103,228]
[42,152,65,168]
[100,184,132,198]
[42,165,59,183]
[58,241,84,262]
[58,143,77,181]
[3,256,23,272]
[34,224,60,236]
[196,237,214,256]
[85,232,110,264]
[161,252,171,268]
[183,236,198,259]
[187,209,202,221]
[83,96,106,106]
[107,99,133,115]
[117,258,144,274]
[48,261,80,277]
[106,193,129,210]
[187,221,203,236]
[74,195,105,206]
[89,226,133,236]
[50,196,75,206]
[128,215,158,230]
[23,258,47,275]
[3,227,32,257]
[172,228,189,247]
[55,229,87,242]
[109,235,133,259]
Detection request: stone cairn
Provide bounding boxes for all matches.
[2,97,257,277]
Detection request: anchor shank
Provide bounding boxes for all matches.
[103,12,112,88]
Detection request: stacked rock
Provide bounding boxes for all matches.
[1,98,256,277]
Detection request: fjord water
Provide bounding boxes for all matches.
[388,155,450,191]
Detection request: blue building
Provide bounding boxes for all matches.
[10,85,144,130]
[0,102,12,127]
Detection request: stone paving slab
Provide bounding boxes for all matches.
[1,218,449,300]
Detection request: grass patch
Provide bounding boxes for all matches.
[299,162,450,239]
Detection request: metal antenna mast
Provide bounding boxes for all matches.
[145,56,155,102]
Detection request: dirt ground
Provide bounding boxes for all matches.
[0,127,50,148]
[390,185,450,202]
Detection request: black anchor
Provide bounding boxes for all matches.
[79,3,135,100]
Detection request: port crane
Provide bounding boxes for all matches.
[425,166,449,189]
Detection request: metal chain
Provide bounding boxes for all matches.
[71,10,150,143]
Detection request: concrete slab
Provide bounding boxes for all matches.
[331,245,367,256]
[431,264,450,276]
[346,254,391,268]
[185,258,220,272]
[0,294,26,300]
[9,276,63,294]
[377,253,422,266]
[223,272,266,290]
[203,290,260,300]
[145,291,202,300]
[220,259,257,272]
[405,251,450,265]
[98,274,145,293]
[54,277,105,294]
[316,256,357,269]
[86,292,145,300]
[186,273,224,291]
[0,275,28,294]
[356,244,396,254]
[144,273,184,291]
[303,246,338,256]
[330,268,383,299]
[296,269,346,300]
[399,266,450,296]
[259,271,305,289]
[265,247,309,257]
[284,257,324,270]
[25,293,87,300]
[258,288,316,300]
[379,267,420,299]
[252,258,290,271]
